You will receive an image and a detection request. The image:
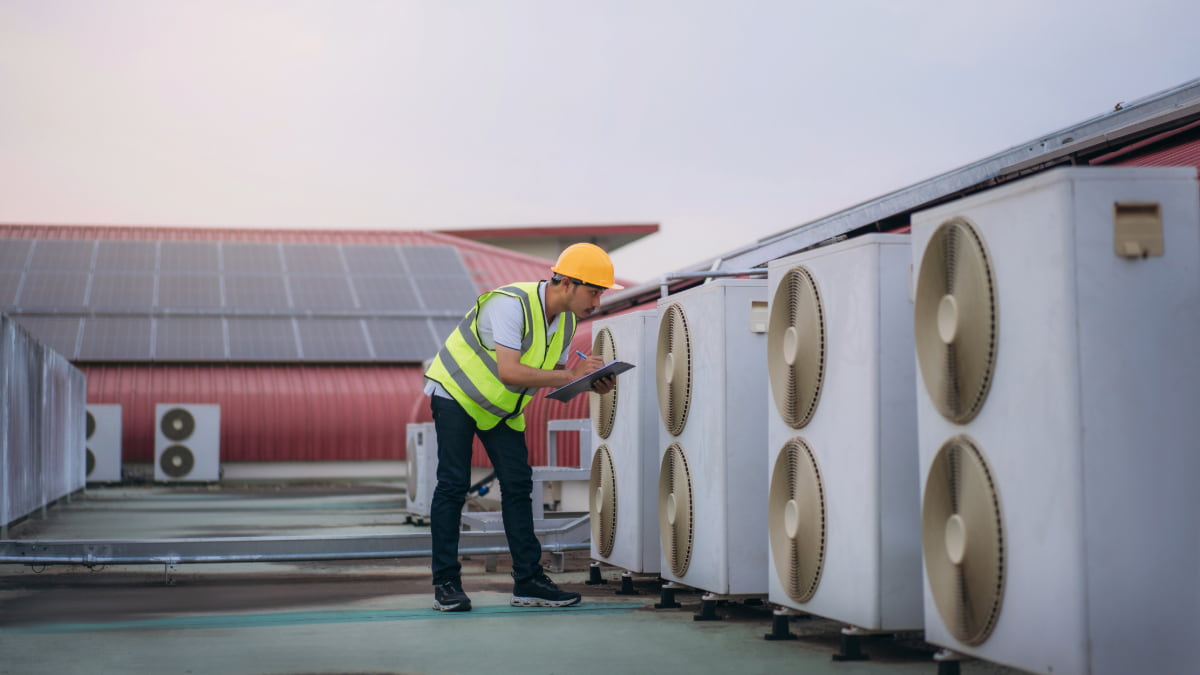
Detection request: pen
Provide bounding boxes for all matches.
[576,350,588,360]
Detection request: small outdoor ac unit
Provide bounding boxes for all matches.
[154,404,220,482]
[765,234,922,631]
[588,309,660,573]
[405,422,438,524]
[656,279,769,596]
[911,167,1200,674]
[85,404,122,483]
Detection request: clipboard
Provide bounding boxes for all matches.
[545,360,635,402]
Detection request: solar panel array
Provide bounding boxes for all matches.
[0,239,481,363]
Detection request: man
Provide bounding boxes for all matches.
[423,242,622,612]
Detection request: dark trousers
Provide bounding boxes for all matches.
[429,395,543,585]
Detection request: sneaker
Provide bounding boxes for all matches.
[433,579,472,612]
[511,573,582,608]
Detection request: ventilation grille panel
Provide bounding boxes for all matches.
[922,435,1005,646]
[656,304,692,436]
[590,327,618,440]
[590,445,618,557]
[768,266,826,429]
[658,443,694,577]
[914,218,999,424]
[768,437,826,603]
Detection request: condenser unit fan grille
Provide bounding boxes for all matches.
[768,266,826,429]
[922,435,1005,646]
[590,445,618,557]
[86,411,96,477]
[160,444,196,478]
[914,218,998,424]
[590,327,618,440]
[768,437,826,603]
[656,304,692,436]
[658,443,694,577]
[161,407,197,441]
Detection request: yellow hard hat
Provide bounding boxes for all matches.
[551,242,623,290]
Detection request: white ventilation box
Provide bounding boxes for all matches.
[765,234,922,631]
[910,167,1200,674]
[588,309,660,574]
[154,404,221,482]
[85,404,122,483]
[405,422,438,523]
[656,279,769,596]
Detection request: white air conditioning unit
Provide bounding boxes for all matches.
[911,167,1200,674]
[85,404,122,483]
[154,404,221,482]
[405,422,438,523]
[765,234,922,631]
[656,279,769,596]
[588,309,660,573]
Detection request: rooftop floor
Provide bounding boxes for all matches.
[0,484,1019,675]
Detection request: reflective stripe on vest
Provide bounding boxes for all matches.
[424,281,576,431]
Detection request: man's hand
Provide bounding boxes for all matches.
[590,374,616,395]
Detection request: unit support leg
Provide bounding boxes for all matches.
[586,561,607,585]
[654,582,682,609]
[615,571,638,595]
[693,594,722,622]
[763,607,798,641]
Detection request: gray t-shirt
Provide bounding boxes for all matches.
[425,283,567,399]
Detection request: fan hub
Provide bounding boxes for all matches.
[594,487,605,514]
[784,499,800,540]
[782,326,799,366]
[664,353,675,385]
[945,513,967,565]
[666,493,677,526]
[937,294,959,345]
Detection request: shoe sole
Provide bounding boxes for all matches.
[510,595,581,608]
[433,600,472,612]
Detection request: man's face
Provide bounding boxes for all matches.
[567,281,605,318]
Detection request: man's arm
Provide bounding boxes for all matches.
[495,346,604,389]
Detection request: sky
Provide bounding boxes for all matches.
[2,1,1198,284]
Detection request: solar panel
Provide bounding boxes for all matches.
[227,317,298,360]
[222,243,283,275]
[88,273,155,311]
[399,245,464,276]
[295,318,372,360]
[364,318,441,362]
[17,272,89,308]
[288,275,355,310]
[78,317,152,360]
[0,239,33,269]
[412,275,479,314]
[29,240,95,270]
[0,271,22,305]
[342,245,402,276]
[9,316,81,358]
[157,274,223,309]
[351,275,422,311]
[224,275,290,309]
[283,244,346,276]
[161,241,220,273]
[155,317,226,360]
[94,241,157,272]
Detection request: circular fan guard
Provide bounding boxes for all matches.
[161,407,196,441]
[160,444,196,478]
[86,411,96,439]
[590,327,618,440]
[656,304,692,436]
[768,266,826,429]
[589,445,618,557]
[86,448,96,476]
[914,218,999,424]
[658,443,694,577]
[922,435,1005,646]
[768,438,826,603]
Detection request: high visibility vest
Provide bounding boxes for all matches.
[424,282,576,431]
